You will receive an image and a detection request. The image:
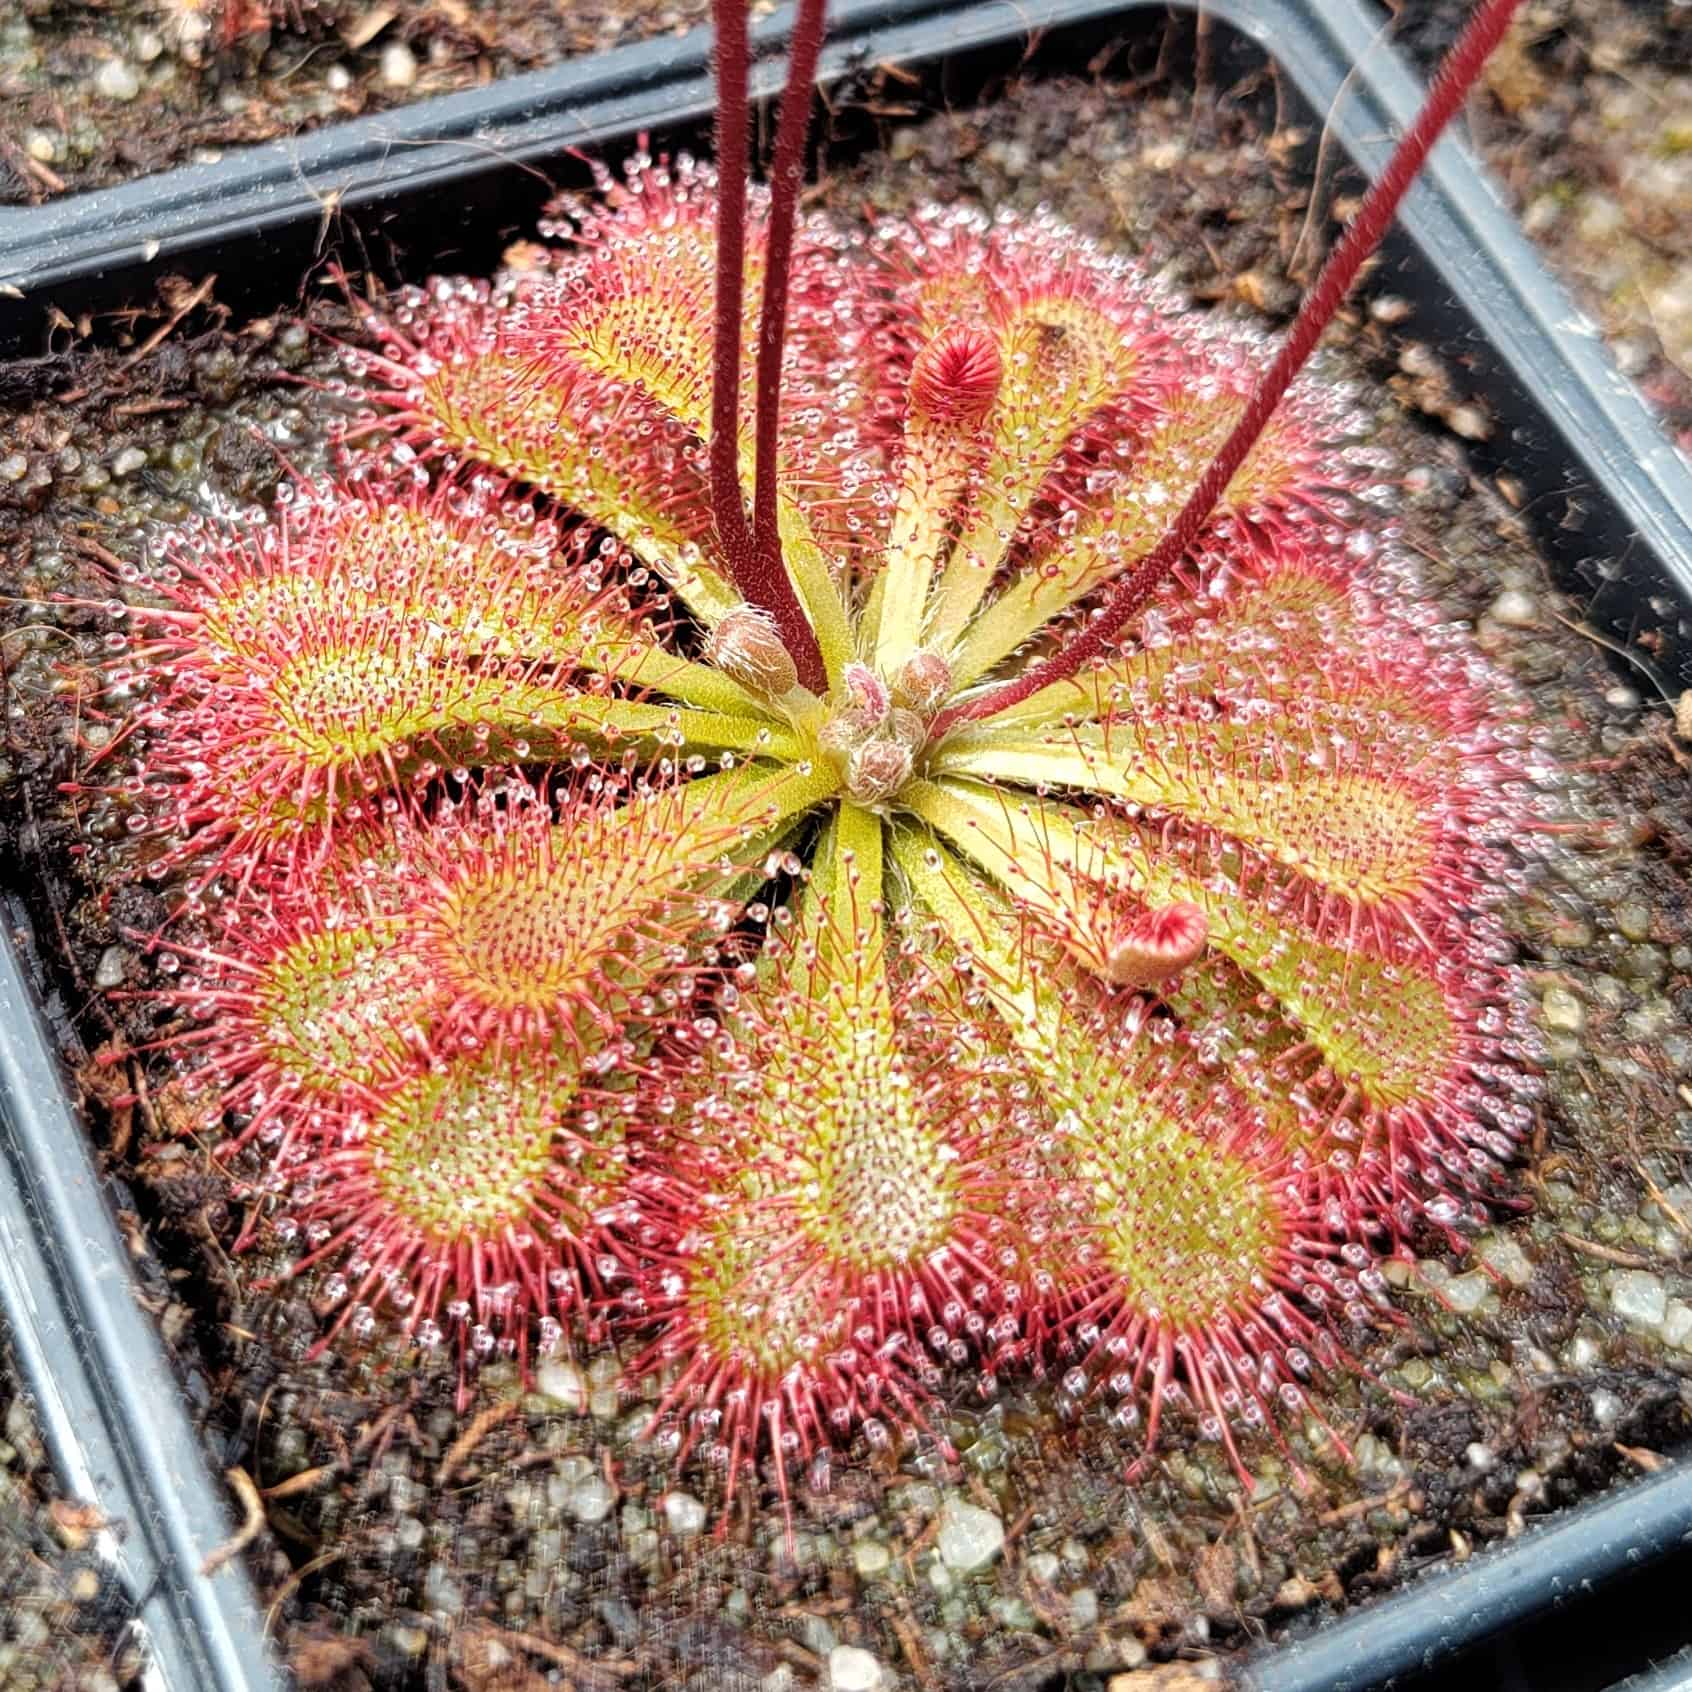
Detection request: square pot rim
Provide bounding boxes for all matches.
[2,6,1689,1692]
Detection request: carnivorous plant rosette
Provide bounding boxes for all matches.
[104,0,1542,1496]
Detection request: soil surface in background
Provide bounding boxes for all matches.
[0,1340,144,1692]
[0,0,711,202]
[1397,0,1692,458]
[2,12,1692,1692]
[2,0,1690,477]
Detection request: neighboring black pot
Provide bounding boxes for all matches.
[1,5,1689,1692]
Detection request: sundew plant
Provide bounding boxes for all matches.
[102,0,1542,1508]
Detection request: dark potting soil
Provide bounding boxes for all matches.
[1391,0,1692,461]
[1,39,1690,1692]
[0,0,712,205]
[6,0,1691,488]
[0,1339,147,1692]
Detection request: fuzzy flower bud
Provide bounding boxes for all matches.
[821,662,896,764]
[885,709,928,758]
[841,662,891,727]
[892,650,953,717]
[818,714,871,760]
[705,605,801,699]
[909,325,1002,427]
[846,736,914,806]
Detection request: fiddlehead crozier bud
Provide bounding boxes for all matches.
[910,325,1003,427]
[1099,901,1209,988]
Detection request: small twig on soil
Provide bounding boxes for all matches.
[1635,1162,1691,1239]
[63,533,132,574]
[112,397,192,418]
[265,1546,347,1635]
[353,1400,406,1456]
[1003,1501,1037,1544]
[1557,1230,1658,1269]
[251,1383,278,1483]
[888,1595,939,1692]
[117,274,217,374]
[200,1466,266,1576]
[195,1200,242,1302]
[984,1645,1075,1691]
[1287,7,1399,281]
[1138,1511,1176,1569]
[773,1638,824,1675]
[964,1470,1005,1528]
[1231,1495,1264,1585]
[1317,1476,1411,1526]
[467,1622,638,1682]
[438,1398,517,1486]
[775,1597,855,1618]
[1547,607,1680,706]
[1,138,66,196]
[261,1465,338,1501]
[898,1511,941,1576]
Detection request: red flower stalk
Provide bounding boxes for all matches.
[933,0,1527,736]
[706,0,829,688]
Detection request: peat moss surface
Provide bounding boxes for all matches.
[2,64,1691,1692]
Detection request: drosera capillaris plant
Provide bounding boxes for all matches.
[97,0,1547,1508]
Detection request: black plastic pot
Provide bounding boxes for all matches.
[2,4,1690,1691]
[0,898,281,1691]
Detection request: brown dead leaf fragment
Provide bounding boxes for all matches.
[451,1625,552,1692]
[49,1499,110,1549]
[1195,1535,1237,1618]
[1615,1443,1669,1473]
[1270,1569,1344,1610]
[438,1398,518,1486]
[1558,1231,1658,1269]
[1112,1574,1188,1631]
[200,1466,265,1576]
[1108,1664,1222,1691]
[485,1624,636,1685]
[262,1465,339,1501]
[341,4,398,48]
[1481,13,1550,115]
[118,274,217,373]
[288,1624,375,1688]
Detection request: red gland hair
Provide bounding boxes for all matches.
[908,325,1002,427]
